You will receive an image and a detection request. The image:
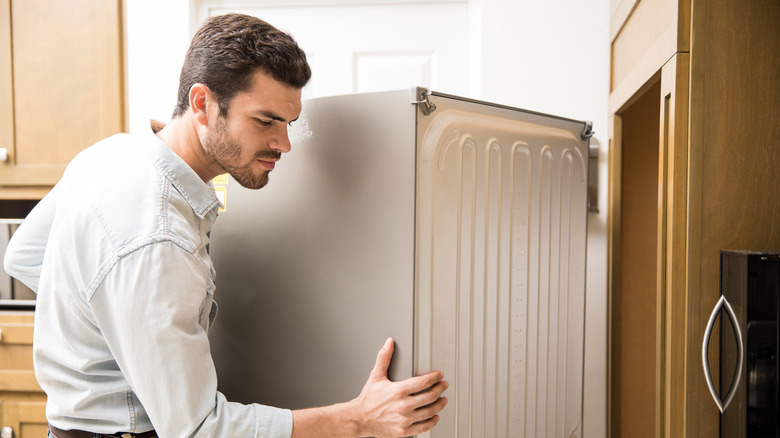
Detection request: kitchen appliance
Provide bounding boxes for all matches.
[703,250,779,437]
[208,88,592,437]
[0,217,36,309]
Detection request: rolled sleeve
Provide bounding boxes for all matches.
[89,239,292,438]
[254,402,293,437]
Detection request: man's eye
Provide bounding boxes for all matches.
[256,119,273,126]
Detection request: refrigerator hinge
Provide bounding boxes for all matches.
[411,87,437,116]
[581,120,594,140]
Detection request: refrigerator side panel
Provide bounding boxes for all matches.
[208,90,417,409]
[414,97,589,438]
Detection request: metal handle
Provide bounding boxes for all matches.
[0,328,3,342]
[0,148,7,162]
[701,295,744,413]
[1,426,13,438]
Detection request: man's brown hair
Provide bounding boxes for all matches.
[172,13,311,118]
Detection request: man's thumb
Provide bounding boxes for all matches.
[369,337,394,381]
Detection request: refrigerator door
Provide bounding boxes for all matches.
[208,90,417,409]
[209,88,592,437]
[414,92,590,438]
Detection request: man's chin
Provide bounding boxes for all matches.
[232,172,270,190]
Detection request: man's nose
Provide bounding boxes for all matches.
[270,125,292,154]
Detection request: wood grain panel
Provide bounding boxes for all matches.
[0,0,12,162]
[0,313,39,393]
[611,0,683,91]
[657,52,689,437]
[611,78,661,438]
[0,371,41,393]
[0,401,47,438]
[0,321,34,371]
[0,0,124,188]
[0,311,45,430]
[687,0,780,436]
[610,0,690,112]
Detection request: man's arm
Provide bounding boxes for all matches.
[292,338,449,438]
[91,240,293,437]
[3,190,57,292]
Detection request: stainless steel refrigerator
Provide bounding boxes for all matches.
[208,88,592,437]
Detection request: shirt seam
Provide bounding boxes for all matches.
[85,234,212,302]
[161,175,171,234]
[90,195,120,249]
[126,390,137,433]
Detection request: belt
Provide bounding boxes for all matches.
[49,424,158,438]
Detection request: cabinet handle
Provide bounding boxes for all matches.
[0,148,7,162]
[701,295,744,413]
[0,426,13,438]
[0,328,3,342]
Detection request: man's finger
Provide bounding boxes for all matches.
[400,370,445,395]
[409,380,448,408]
[410,395,448,424]
[405,414,442,437]
[368,337,394,381]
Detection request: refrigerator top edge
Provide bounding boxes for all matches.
[424,88,594,140]
[301,87,594,143]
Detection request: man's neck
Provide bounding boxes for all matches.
[154,116,221,183]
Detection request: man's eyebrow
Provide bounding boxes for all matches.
[254,110,299,124]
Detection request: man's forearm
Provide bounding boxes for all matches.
[291,401,360,438]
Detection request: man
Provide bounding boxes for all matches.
[4,13,448,438]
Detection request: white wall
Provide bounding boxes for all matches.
[125,0,193,134]
[126,1,610,436]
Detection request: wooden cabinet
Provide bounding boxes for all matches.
[0,312,47,438]
[0,0,124,200]
[0,402,47,438]
[609,0,780,436]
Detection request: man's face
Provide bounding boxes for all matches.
[204,70,303,190]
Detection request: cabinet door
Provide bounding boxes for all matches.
[0,314,46,438]
[686,0,780,436]
[0,401,47,438]
[0,0,123,191]
[0,313,42,394]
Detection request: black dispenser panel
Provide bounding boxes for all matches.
[720,251,779,438]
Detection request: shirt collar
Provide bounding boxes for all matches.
[145,129,222,219]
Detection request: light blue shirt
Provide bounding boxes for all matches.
[3,130,293,437]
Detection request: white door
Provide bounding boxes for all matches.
[196,0,472,99]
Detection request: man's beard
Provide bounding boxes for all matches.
[204,116,280,190]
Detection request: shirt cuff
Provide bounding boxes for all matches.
[254,404,293,438]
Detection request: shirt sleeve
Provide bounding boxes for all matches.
[3,189,58,292]
[88,239,293,438]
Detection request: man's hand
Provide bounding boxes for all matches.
[350,338,449,438]
[291,338,448,438]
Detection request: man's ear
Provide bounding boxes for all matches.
[189,83,212,127]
